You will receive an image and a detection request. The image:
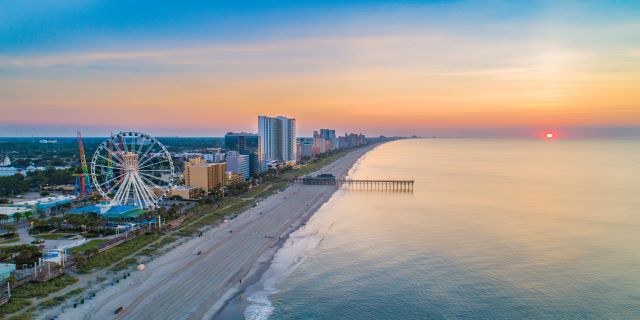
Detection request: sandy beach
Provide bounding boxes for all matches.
[56,144,376,320]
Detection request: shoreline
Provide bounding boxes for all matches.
[212,144,376,319]
[211,192,326,320]
[55,144,379,320]
[213,187,333,320]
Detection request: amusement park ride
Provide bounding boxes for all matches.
[73,131,92,197]
[92,132,175,208]
[75,131,175,208]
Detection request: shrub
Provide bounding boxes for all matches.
[0,299,31,316]
[11,275,78,299]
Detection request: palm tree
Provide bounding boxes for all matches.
[13,211,22,222]
[2,224,16,234]
[64,214,84,231]
[85,216,105,233]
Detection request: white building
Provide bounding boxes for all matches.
[226,151,250,179]
[213,152,226,163]
[0,156,16,176]
[201,153,214,162]
[0,207,31,221]
[258,115,297,167]
[0,167,19,177]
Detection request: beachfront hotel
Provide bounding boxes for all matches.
[183,157,226,192]
[258,115,297,167]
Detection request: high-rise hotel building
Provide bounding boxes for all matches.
[258,115,297,166]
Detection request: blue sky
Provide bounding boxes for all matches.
[1,1,639,137]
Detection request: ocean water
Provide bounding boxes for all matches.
[246,139,640,320]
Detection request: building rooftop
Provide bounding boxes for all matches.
[14,195,76,206]
[171,186,196,190]
[68,205,145,219]
[0,263,16,273]
[226,132,258,136]
[0,207,31,216]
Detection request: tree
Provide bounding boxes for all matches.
[206,188,224,204]
[64,214,85,230]
[228,181,250,196]
[167,205,179,217]
[195,189,206,199]
[0,174,29,197]
[49,168,74,185]
[83,214,105,232]
[48,217,64,229]
[156,206,168,215]
[85,248,99,257]
[1,224,16,234]
[12,245,41,266]
[72,253,89,270]
[13,211,22,222]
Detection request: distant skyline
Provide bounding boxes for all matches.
[1,1,639,138]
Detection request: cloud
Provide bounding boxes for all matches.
[0,34,453,68]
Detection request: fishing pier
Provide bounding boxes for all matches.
[296,174,414,192]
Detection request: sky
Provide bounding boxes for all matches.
[0,0,639,137]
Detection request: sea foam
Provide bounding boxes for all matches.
[244,195,345,320]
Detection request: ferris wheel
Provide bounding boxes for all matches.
[90,132,175,208]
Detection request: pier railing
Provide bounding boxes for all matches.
[295,178,414,192]
[337,179,414,192]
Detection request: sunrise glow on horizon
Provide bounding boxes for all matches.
[1,1,639,137]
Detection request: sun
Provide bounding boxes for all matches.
[546,133,554,139]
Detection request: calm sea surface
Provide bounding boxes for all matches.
[245,139,640,320]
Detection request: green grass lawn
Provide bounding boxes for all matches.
[7,311,33,320]
[0,275,78,317]
[0,237,20,244]
[33,233,73,240]
[110,257,138,271]
[0,299,32,317]
[82,233,159,272]
[70,239,109,254]
[174,199,244,237]
[10,275,78,299]
[39,288,85,309]
[243,184,270,198]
